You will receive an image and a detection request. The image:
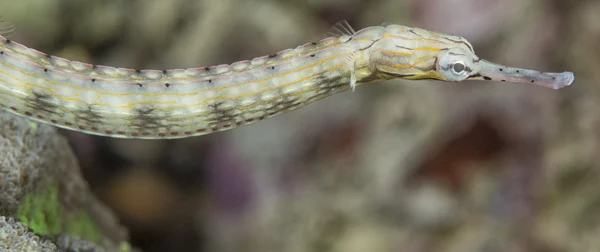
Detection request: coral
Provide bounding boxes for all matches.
[0,216,58,252]
[0,112,131,251]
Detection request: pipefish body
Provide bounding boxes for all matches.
[0,20,574,139]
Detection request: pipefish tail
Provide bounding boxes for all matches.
[0,20,574,139]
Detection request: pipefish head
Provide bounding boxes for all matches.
[371,27,574,89]
[437,47,574,89]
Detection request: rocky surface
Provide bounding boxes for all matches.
[0,112,131,251]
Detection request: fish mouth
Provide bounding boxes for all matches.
[467,59,574,89]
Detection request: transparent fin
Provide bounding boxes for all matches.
[350,67,357,91]
[327,20,358,91]
[381,22,393,27]
[327,20,356,38]
[0,17,15,37]
[341,48,358,92]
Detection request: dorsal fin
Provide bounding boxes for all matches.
[381,22,393,27]
[327,20,356,38]
[0,17,15,37]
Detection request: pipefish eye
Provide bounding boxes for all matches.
[438,50,473,82]
[453,62,466,73]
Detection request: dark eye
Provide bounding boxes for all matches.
[453,62,466,73]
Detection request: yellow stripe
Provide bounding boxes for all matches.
[376,48,413,57]
[390,55,437,69]
[404,71,442,80]
[377,47,440,58]
[383,34,447,44]
[0,75,176,109]
[413,47,441,52]
[0,63,346,111]
[414,55,437,64]
[0,46,351,98]
[167,63,346,111]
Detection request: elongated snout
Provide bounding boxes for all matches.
[468,60,574,89]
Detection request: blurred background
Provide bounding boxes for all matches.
[1,0,598,251]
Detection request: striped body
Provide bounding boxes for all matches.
[0,22,573,139]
